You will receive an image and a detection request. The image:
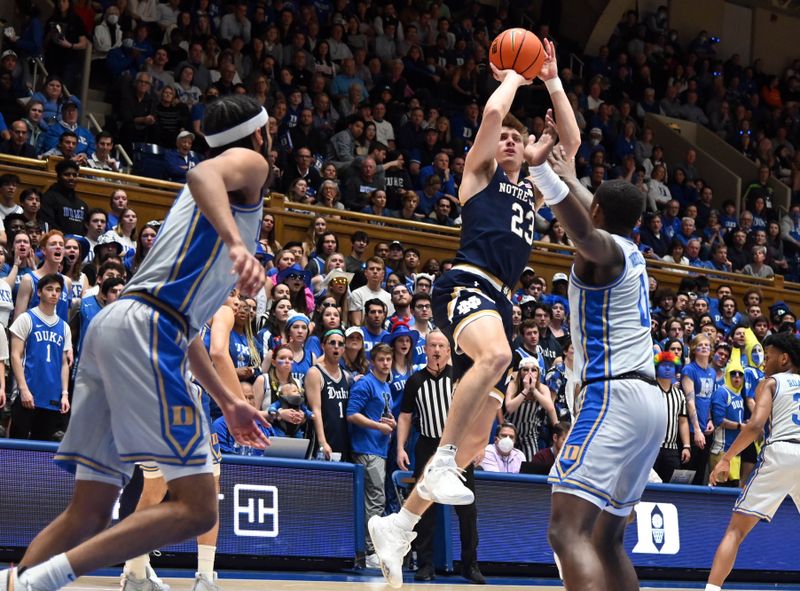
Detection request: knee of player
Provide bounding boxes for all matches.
[474,347,512,377]
[174,501,218,536]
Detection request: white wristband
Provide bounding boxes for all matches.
[545,77,564,94]
[531,163,569,206]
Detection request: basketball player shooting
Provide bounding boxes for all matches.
[1,95,272,591]
[368,34,579,589]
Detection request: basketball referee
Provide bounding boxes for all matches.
[396,330,482,584]
[653,352,691,482]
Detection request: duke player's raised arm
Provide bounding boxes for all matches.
[533,149,621,266]
[535,39,580,158]
[460,66,530,204]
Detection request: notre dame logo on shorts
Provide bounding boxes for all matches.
[171,405,195,426]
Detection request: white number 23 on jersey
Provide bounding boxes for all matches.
[510,202,535,243]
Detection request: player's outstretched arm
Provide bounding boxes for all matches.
[535,145,619,265]
[710,378,774,485]
[209,304,244,401]
[188,336,270,448]
[537,38,580,158]
[461,65,530,204]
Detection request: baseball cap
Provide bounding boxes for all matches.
[522,266,536,276]
[345,326,363,339]
[177,130,195,141]
[552,272,568,283]
[1,50,17,60]
[389,240,403,250]
[590,127,603,136]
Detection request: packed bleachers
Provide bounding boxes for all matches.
[0,0,799,504]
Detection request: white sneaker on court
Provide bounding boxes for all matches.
[121,573,160,591]
[368,514,417,589]
[120,566,169,591]
[364,554,381,569]
[416,455,474,505]
[190,573,220,591]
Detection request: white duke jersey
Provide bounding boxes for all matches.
[124,185,262,338]
[766,372,800,444]
[569,234,654,383]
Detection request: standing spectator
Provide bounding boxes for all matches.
[219,1,251,44]
[306,329,351,460]
[682,333,717,484]
[9,273,72,441]
[327,116,364,171]
[344,231,369,273]
[120,72,158,146]
[360,299,389,354]
[41,160,88,235]
[152,85,190,148]
[43,0,89,90]
[0,174,22,222]
[652,352,690,483]
[347,343,395,567]
[281,147,322,194]
[15,230,73,322]
[709,364,746,486]
[348,257,392,326]
[504,357,558,460]
[397,330,483,583]
[481,421,526,473]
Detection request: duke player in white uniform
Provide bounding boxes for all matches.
[705,333,800,591]
[538,146,667,591]
[1,95,271,591]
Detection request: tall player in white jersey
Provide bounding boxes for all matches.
[1,95,271,591]
[705,333,800,591]
[534,146,667,590]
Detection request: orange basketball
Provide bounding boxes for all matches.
[489,28,545,80]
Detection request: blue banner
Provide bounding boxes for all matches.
[0,441,364,563]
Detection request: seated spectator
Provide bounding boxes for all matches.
[39,131,87,166]
[668,168,697,208]
[37,99,94,158]
[327,116,364,171]
[579,164,606,194]
[282,147,322,195]
[343,157,380,211]
[0,120,37,158]
[86,131,120,172]
[0,174,23,222]
[743,165,775,211]
[526,421,571,475]
[426,196,455,227]
[214,385,275,455]
[742,245,774,278]
[480,422,525,473]
[662,239,689,267]
[164,130,201,183]
[362,189,390,219]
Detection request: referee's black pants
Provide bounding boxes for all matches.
[653,447,681,483]
[413,435,478,570]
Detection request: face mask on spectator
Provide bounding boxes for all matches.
[497,436,514,454]
[107,15,119,25]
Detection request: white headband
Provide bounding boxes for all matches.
[205,107,269,148]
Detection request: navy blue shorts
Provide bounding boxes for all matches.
[432,268,514,393]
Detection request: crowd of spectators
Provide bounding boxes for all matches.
[1,0,800,550]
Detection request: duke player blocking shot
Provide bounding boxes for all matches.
[1,95,272,591]
[705,333,800,591]
[539,145,667,591]
[368,39,580,588]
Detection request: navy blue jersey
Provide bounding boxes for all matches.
[454,166,536,287]
[29,273,71,322]
[23,309,68,410]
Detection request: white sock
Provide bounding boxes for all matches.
[18,554,76,591]
[394,507,421,532]
[197,545,216,578]
[435,444,457,460]
[705,585,721,591]
[125,555,150,579]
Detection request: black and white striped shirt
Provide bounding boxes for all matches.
[401,365,453,439]
[660,382,687,450]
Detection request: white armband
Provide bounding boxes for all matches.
[531,163,569,207]
[545,77,564,94]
